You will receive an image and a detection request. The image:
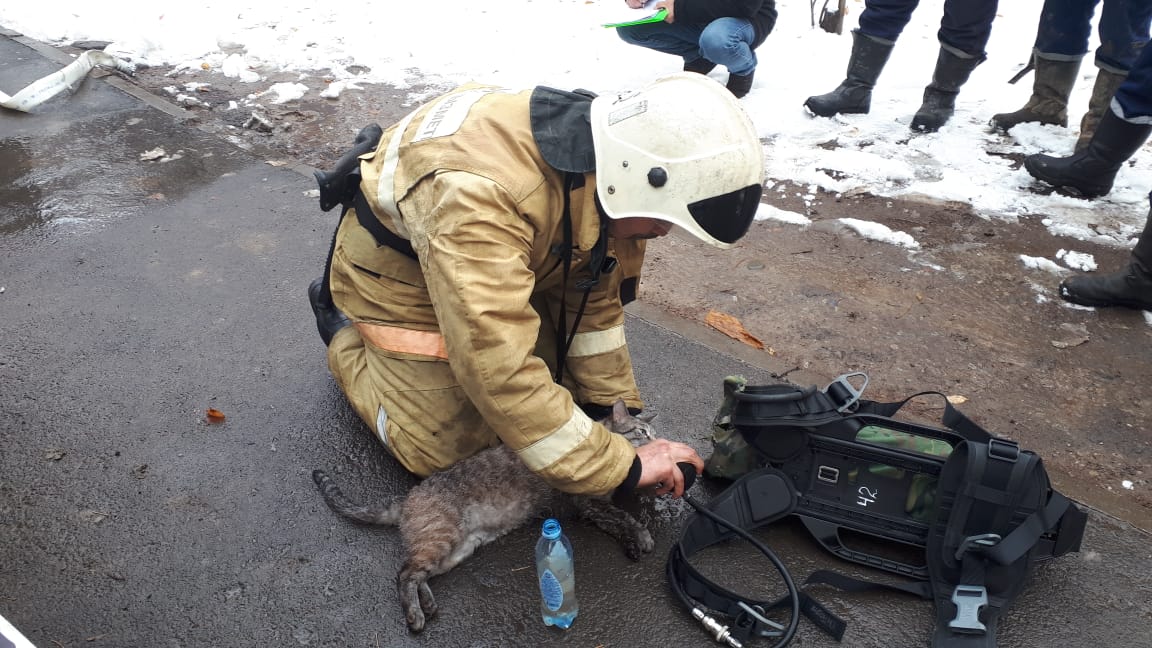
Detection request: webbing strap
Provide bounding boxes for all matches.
[984,490,1073,566]
[670,468,797,621]
[314,124,384,306]
[316,178,416,312]
[668,468,848,642]
[353,190,416,260]
[857,391,994,444]
[805,569,931,599]
[927,438,1073,648]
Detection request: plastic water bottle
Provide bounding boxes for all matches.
[535,518,578,628]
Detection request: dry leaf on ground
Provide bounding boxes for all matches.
[705,310,765,350]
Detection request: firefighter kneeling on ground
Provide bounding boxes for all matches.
[308,74,765,501]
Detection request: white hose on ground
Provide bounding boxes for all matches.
[0,50,135,112]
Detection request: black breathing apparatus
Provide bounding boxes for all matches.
[667,373,1087,648]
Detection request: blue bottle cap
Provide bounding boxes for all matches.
[542,518,561,540]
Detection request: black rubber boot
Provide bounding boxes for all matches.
[911,45,985,132]
[308,277,352,346]
[989,55,1080,132]
[1060,212,1152,310]
[1024,108,1152,198]
[1075,68,1127,152]
[684,58,717,75]
[804,30,894,117]
[726,70,755,98]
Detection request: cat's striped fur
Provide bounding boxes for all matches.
[312,399,656,632]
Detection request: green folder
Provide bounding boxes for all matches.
[602,7,667,28]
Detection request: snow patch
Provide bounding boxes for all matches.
[755,203,811,225]
[839,218,920,249]
[1056,249,1097,272]
[1019,255,1067,275]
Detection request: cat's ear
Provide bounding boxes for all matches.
[638,411,657,423]
[611,399,631,422]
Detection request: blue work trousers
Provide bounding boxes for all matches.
[857,0,999,56]
[1114,40,1152,120]
[616,17,758,76]
[1034,0,1152,72]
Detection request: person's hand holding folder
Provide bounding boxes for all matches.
[626,0,674,22]
[604,0,672,27]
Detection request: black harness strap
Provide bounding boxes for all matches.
[315,184,417,310]
[986,490,1077,566]
[804,568,932,599]
[552,173,577,383]
[667,468,846,646]
[352,189,416,260]
[314,123,384,307]
[552,173,614,384]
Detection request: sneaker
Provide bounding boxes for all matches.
[683,58,717,75]
[726,70,755,98]
[308,277,352,346]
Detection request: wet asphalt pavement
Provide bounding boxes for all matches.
[2,30,1152,648]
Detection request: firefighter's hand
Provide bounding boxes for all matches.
[635,439,703,498]
[656,0,674,22]
[625,0,646,7]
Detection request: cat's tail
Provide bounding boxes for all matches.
[311,469,402,526]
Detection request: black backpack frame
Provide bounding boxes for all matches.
[667,373,1087,647]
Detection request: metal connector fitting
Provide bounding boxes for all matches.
[691,608,743,648]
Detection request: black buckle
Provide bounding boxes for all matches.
[826,372,868,412]
[575,255,617,290]
[987,438,1019,462]
[953,533,1001,561]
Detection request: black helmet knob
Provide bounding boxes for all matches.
[647,167,668,188]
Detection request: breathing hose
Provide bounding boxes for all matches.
[670,463,800,648]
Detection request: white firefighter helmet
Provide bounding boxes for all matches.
[590,73,765,249]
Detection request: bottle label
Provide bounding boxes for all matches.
[539,569,563,611]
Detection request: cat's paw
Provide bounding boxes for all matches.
[623,528,655,561]
[417,582,438,618]
[400,579,432,632]
[404,604,426,633]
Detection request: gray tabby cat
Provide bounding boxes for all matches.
[312,399,657,632]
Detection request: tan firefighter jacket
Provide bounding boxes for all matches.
[330,83,647,496]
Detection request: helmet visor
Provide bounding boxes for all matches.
[687,184,763,245]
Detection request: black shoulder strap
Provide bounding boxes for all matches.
[856,391,993,444]
[927,439,1086,647]
[315,184,416,312]
[802,438,1086,647]
[352,189,416,260]
[314,123,419,309]
[666,468,848,644]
